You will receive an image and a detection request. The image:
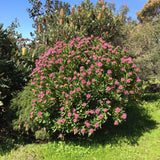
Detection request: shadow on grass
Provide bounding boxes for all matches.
[64,101,158,147]
[141,92,160,102]
[0,96,159,156]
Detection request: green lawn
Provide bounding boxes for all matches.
[1,93,160,160]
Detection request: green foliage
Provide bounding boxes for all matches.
[123,20,160,82]
[30,36,142,138]
[136,0,160,23]
[28,0,127,47]
[8,84,39,134]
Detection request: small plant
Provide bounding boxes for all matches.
[30,36,142,138]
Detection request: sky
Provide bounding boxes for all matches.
[0,0,147,39]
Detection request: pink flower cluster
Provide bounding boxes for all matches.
[30,35,141,137]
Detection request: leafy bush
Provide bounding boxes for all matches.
[123,20,160,82]
[31,0,127,47]
[8,85,38,132]
[29,36,142,138]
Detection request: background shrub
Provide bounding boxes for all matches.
[30,36,142,138]
[28,0,127,47]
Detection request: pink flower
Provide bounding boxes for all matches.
[112,61,116,64]
[106,58,110,62]
[59,134,63,138]
[43,100,47,103]
[73,119,77,123]
[126,79,130,83]
[58,120,61,124]
[95,109,100,114]
[107,70,112,74]
[46,90,50,94]
[65,94,69,98]
[103,108,107,112]
[89,128,94,133]
[124,90,128,94]
[86,123,91,128]
[137,77,141,82]
[60,66,64,70]
[90,64,94,68]
[90,110,94,114]
[95,123,99,128]
[122,113,127,119]
[60,107,64,111]
[86,94,91,99]
[115,81,119,85]
[66,101,69,105]
[61,119,65,123]
[81,80,86,84]
[74,114,79,119]
[119,85,123,90]
[83,103,87,107]
[130,91,134,94]
[68,113,72,117]
[129,72,132,75]
[82,72,86,76]
[33,99,37,103]
[77,87,81,92]
[31,82,36,85]
[114,121,119,125]
[121,67,125,71]
[116,108,121,113]
[96,62,102,67]
[88,71,92,75]
[87,81,91,86]
[72,108,76,112]
[51,97,54,101]
[109,77,113,80]
[106,100,110,104]
[74,129,78,134]
[81,129,85,134]
[70,91,74,95]
[67,60,71,63]
[38,112,42,116]
[92,79,96,82]
[106,87,111,91]
[73,76,77,80]
[121,78,125,82]
[86,111,89,114]
[99,114,103,119]
[68,77,71,81]
[99,101,103,104]
[96,69,99,73]
[132,64,136,68]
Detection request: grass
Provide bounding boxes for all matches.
[1,93,160,160]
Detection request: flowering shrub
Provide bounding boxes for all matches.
[30,36,142,138]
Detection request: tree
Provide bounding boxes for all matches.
[27,0,128,47]
[136,0,160,23]
[123,19,160,82]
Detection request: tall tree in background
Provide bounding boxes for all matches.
[27,0,70,44]
[27,0,128,47]
[136,0,160,23]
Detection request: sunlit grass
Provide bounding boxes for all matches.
[1,93,160,160]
